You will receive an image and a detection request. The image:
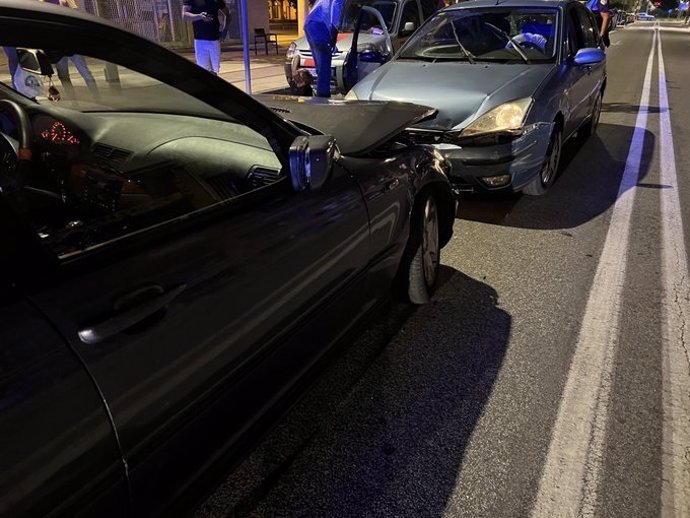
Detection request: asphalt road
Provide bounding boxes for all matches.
[196,21,690,518]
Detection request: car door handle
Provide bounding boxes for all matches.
[386,178,400,191]
[78,284,187,345]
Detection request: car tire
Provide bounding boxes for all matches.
[522,126,562,196]
[580,90,603,138]
[399,192,440,305]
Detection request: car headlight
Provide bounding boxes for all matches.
[286,42,297,60]
[462,97,533,137]
[344,89,358,101]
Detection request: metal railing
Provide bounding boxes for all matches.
[82,0,195,48]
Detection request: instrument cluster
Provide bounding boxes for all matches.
[40,120,80,145]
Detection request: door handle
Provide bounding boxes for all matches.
[78,284,186,345]
[386,178,400,191]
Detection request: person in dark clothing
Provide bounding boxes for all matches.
[40,0,99,98]
[183,0,230,74]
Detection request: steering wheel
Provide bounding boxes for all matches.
[0,99,34,192]
[0,99,33,163]
[519,40,544,51]
[507,33,547,53]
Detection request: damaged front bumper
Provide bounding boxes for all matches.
[404,122,554,194]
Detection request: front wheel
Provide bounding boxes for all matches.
[522,127,562,196]
[580,90,603,138]
[399,192,440,304]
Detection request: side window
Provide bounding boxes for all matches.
[401,0,422,30]
[566,8,585,56]
[419,0,441,21]
[575,6,598,48]
[0,49,283,260]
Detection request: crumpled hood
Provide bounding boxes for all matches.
[254,95,435,155]
[351,61,554,130]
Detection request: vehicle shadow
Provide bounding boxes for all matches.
[456,122,655,230]
[195,267,511,518]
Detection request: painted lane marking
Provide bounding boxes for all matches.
[656,30,690,518]
[531,29,657,518]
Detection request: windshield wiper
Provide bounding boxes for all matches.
[484,22,531,65]
[449,21,476,64]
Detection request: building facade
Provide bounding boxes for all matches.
[79,0,275,49]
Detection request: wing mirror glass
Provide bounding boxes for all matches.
[573,47,605,66]
[16,48,55,76]
[401,21,416,36]
[289,135,338,192]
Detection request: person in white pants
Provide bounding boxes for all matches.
[182,0,230,75]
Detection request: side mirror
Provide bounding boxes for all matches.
[401,21,416,36]
[573,47,605,66]
[16,49,55,77]
[289,135,338,192]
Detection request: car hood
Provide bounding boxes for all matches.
[255,95,435,155]
[294,32,389,54]
[351,61,554,131]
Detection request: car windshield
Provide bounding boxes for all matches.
[0,51,229,119]
[339,0,397,32]
[398,7,559,63]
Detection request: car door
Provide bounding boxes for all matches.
[0,15,373,517]
[0,271,127,518]
[394,0,424,48]
[562,4,595,134]
[563,3,603,135]
[576,5,606,107]
[7,130,372,515]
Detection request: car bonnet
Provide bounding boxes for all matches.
[254,96,436,155]
[351,60,554,131]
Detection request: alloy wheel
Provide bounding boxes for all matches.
[541,131,562,187]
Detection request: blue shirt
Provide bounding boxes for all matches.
[305,0,346,30]
[587,0,610,13]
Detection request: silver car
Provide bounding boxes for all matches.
[348,0,607,195]
[285,0,441,94]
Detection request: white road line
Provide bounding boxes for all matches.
[656,30,690,518]
[531,30,657,518]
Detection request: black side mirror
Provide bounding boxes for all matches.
[289,135,338,192]
[16,49,55,77]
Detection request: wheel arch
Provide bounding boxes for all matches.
[416,180,456,248]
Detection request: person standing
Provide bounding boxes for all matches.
[3,47,18,84]
[40,0,99,98]
[587,0,611,47]
[304,0,346,97]
[183,0,230,75]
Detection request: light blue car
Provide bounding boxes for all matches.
[347,0,607,195]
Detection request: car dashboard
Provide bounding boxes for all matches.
[0,102,284,259]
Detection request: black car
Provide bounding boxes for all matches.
[0,2,455,516]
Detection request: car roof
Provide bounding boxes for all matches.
[445,0,574,11]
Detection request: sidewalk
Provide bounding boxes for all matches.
[179,32,298,94]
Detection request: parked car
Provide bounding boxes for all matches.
[0,2,457,516]
[348,0,607,195]
[285,0,443,94]
[637,11,655,19]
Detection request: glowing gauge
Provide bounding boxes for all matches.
[40,121,80,145]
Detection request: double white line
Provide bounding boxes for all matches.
[531,27,690,518]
